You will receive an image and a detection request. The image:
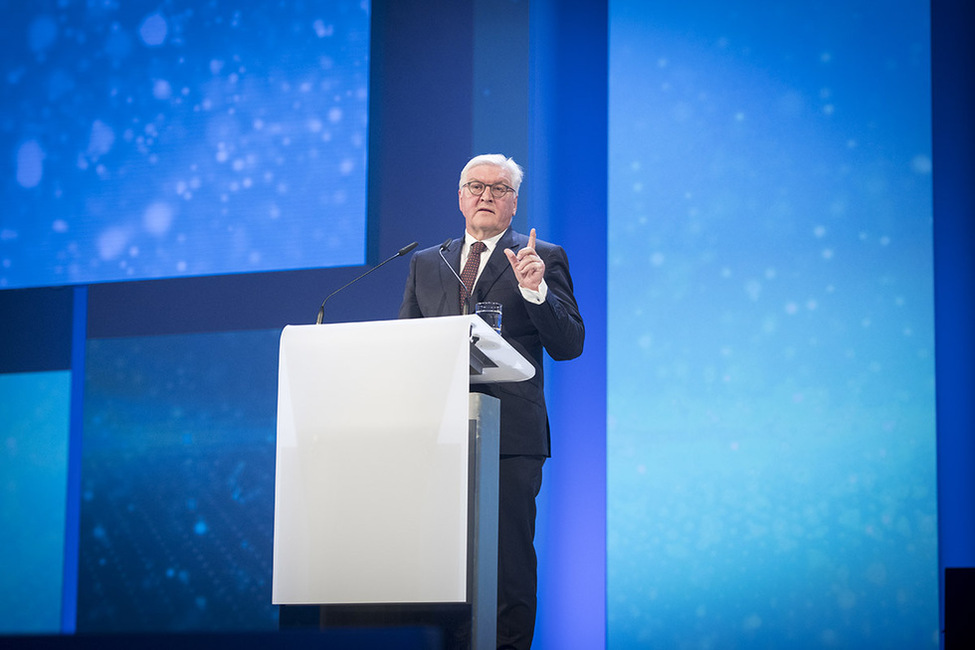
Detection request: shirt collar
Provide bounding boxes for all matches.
[464,229,507,254]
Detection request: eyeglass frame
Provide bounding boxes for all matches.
[462,180,517,199]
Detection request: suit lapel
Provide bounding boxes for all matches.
[439,238,465,314]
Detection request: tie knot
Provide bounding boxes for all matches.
[471,241,487,254]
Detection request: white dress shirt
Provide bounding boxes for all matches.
[463,229,548,304]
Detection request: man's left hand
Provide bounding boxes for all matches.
[505,228,545,292]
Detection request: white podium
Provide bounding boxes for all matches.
[272,315,534,648]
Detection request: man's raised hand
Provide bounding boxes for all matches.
[505,228,545,291]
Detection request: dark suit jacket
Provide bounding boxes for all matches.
[399,228,584,456]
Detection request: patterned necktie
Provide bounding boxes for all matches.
[459,241,486,312]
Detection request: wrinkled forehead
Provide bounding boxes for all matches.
[462,164,510,186]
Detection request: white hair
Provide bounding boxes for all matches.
[459,154,524,193]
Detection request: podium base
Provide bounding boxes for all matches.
[280,603,464,649]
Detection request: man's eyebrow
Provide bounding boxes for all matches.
[469,179,509,186]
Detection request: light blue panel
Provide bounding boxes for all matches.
[0,371,72,634]
[608,1,937,647]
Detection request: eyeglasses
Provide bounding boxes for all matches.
[463,181,516,199]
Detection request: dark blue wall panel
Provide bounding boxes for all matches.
[0,287,74,372]
[933,0,975,632]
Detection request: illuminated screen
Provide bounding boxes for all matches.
[0,371,71,634]
[3,1,370,289]
[78,330,280,632]
[608,1,937,647]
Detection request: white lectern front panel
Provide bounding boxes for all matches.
[273,318,471,604]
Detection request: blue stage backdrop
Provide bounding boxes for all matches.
[0,0,373,636]
[3,1,967,646]
[3,1,369,289]
[608,1,937,647]
[77,330,280,632]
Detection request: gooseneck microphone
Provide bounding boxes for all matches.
[439,238,472,314]
[315,241,418,324]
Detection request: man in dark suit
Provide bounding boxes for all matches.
[399,154,584,649]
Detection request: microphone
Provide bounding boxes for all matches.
[439,238,472,314]
[315,241,418,324]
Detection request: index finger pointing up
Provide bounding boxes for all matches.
[528,228,537,250]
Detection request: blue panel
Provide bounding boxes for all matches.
[61,285,89,632]
[76,330,280,633]
[608,1,937,647]
[473,0,530,220]
[527,1,608,649]
[0,287,73,373]
[2,1,369,289]
[365,0,474,264]
[0,371,72,634]
[932,0,975,630]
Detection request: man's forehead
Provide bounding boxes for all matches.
[466,164,509,182]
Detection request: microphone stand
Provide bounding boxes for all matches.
[315,241,418,324]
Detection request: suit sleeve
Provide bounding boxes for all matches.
[398,253,422,319]
[525,244,585,361]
